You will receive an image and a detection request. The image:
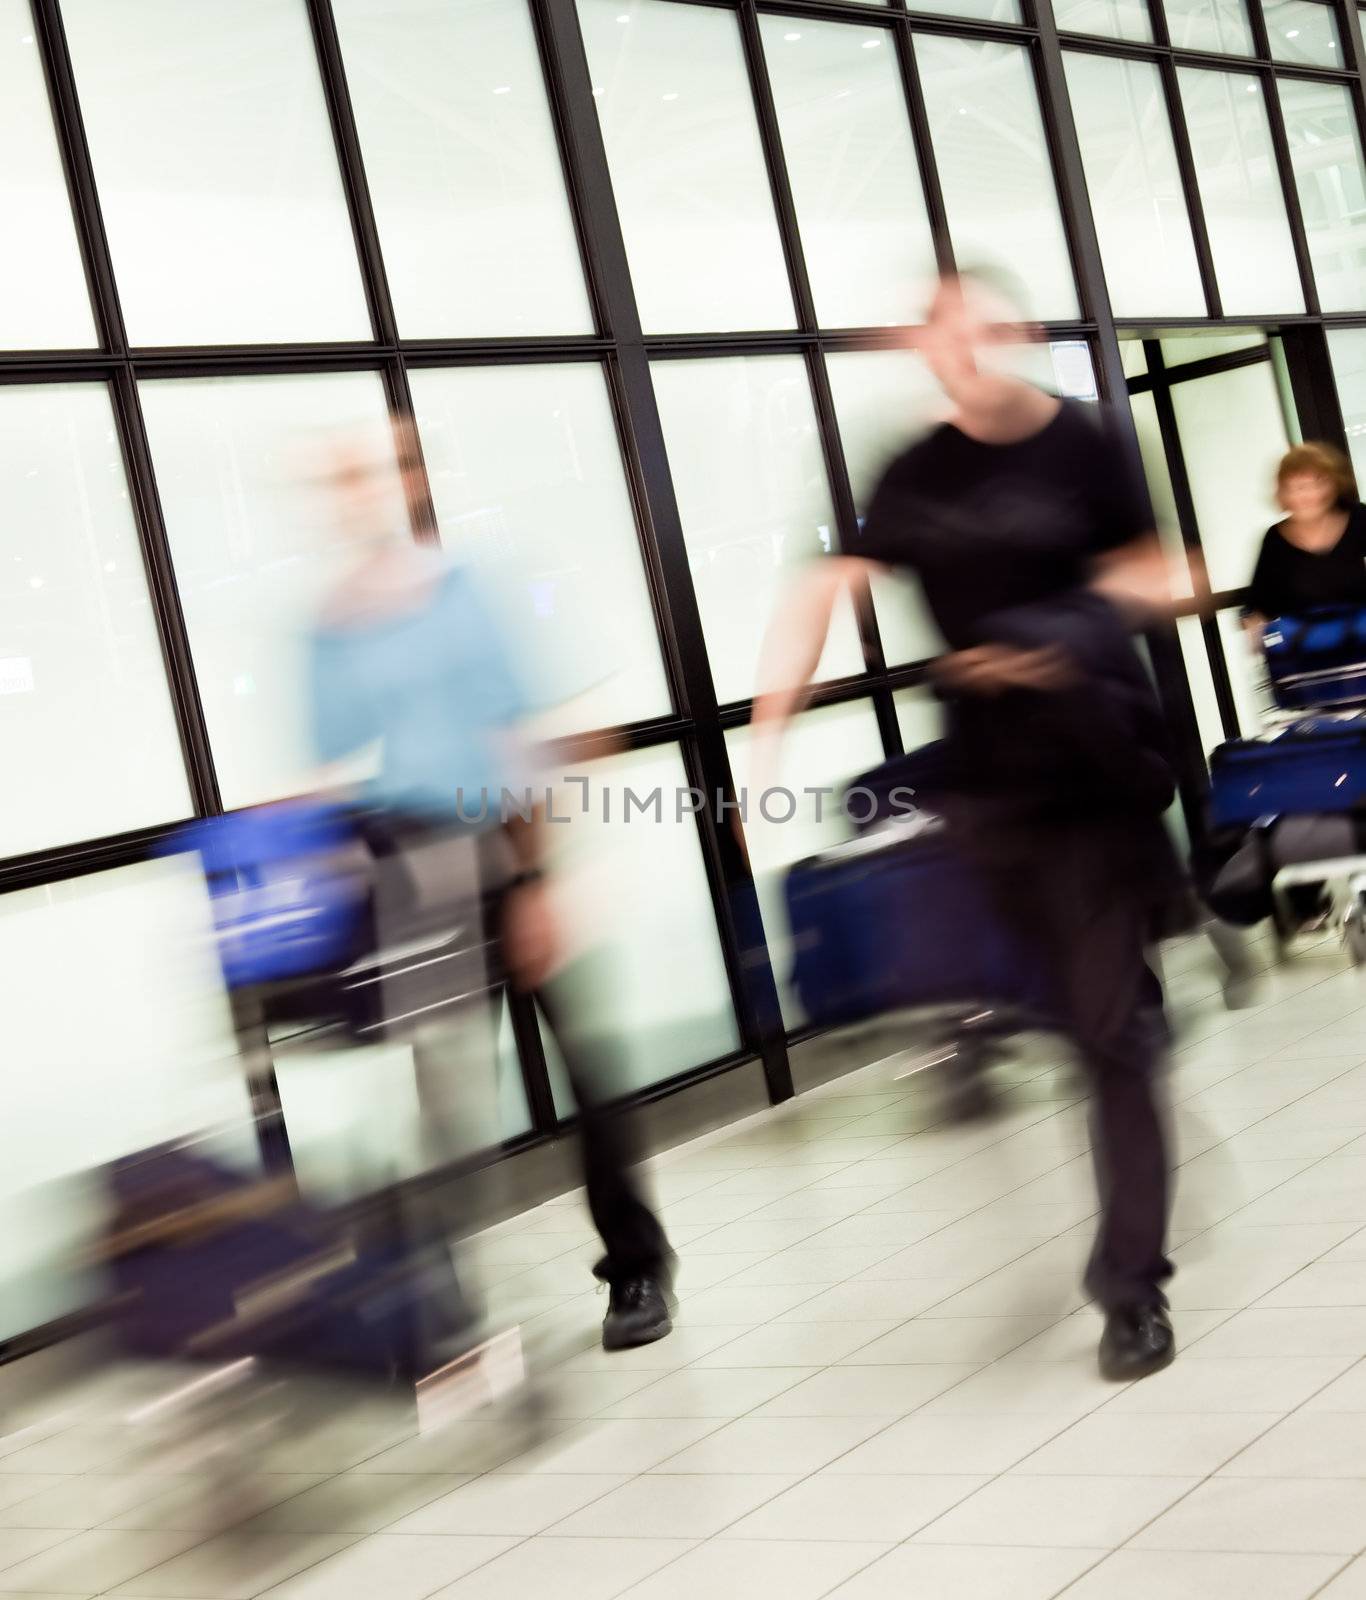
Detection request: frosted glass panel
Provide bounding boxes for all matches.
[332,0,591,337]
[1171,361,1289,593]
[1265,0,1342,64]
[1177,70,1303,316]
[62,0,369,345]
[141,370,404,810]
[1178,615,1225,759]
[1054,0,1154,37]
[1280,78,1366,315]
[917,0,1023,18]
[1160,331,1265,366]
[0,4,96,349]
[916,38,1077,320]
[824,348,945,668]
[0,384,190,858]
[1065,54,1206,317]
[728,700,886,1027]
[0,856,257,1340]
[760,17,936,329]
[651,355,864,704]
[1163,0,1254,52]
[578,0,794,334]
[1329,328,1366,487]
[408,363,671,734]
[542,744,740,1089]
[1129,389,1194,600]
[894,685,943,753]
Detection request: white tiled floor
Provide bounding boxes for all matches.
[6,930,1366,1597]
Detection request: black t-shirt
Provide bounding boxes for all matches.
[1244,505,1366,620]
[854,400,1153,648]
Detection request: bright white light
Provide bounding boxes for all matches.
[862,38,881,48]
[492,85,511,94]
[617,12,629,20]
[784,31,802,41]
[662,91,678,101]
[1286,27,1300,35]
[29,576,44,590]
[104,561,117,573]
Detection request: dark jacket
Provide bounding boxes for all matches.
[946,589,1178,819]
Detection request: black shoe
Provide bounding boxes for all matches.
[1099,1303,1175,1382]
[601,1275,673,1352]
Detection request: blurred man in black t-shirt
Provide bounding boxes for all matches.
[753,271,1180,1382]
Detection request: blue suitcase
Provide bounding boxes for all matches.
[105,1143,472,1377]
[785,820,1051,1028]
[171,803,370,991]
[1264,608,1366,710]
[1209,715,1366,828]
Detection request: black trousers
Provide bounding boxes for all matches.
[532,956,673,1285]
[954,804,1174,1311]
[482,867,670,1286]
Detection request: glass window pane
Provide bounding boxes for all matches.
[760,18,935,330]
[331,0,591,338]
[1170,360,1290,592]
[1121,340,1149,378]
[1329,327,1366,486]
[141,370,404,811]
[917,0,1023,19]
[1265,0,1342,63]
[1162,0,1254,53]
[1065,54,1206,317]
[1160,330,1266,366]
[1,3,96,349]
[62,0,369,346]
[894,684,943,751]
[1129,388,1195,600]
[542,744,741,1089]
[824,348,945,667]
[1279,77,1366,315]
[1177,70,1304,316]
[407,364,671,736]
[916,38,1077,319]
[0,383,191,858]
[728,699,886,1028]
[652,355,863,704]
[1055,0,1155,40]
[578,0,794,334]
[1177,614,1225,759]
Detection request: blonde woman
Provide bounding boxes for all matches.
[1244,442,1364,637]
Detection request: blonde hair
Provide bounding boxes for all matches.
[1276,441,1357,509]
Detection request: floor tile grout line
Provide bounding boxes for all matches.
[1307,1555,1362,1598]
[18,949,1364,1597]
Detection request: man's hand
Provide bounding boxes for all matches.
[503,878,560,991]
[932,643,1075,696]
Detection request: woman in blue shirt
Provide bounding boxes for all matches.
[308,416,673,1351]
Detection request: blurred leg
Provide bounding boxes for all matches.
[535,956,671,1285]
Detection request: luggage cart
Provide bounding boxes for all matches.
[91,809,534,1481]
[1212,605,1366,967]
